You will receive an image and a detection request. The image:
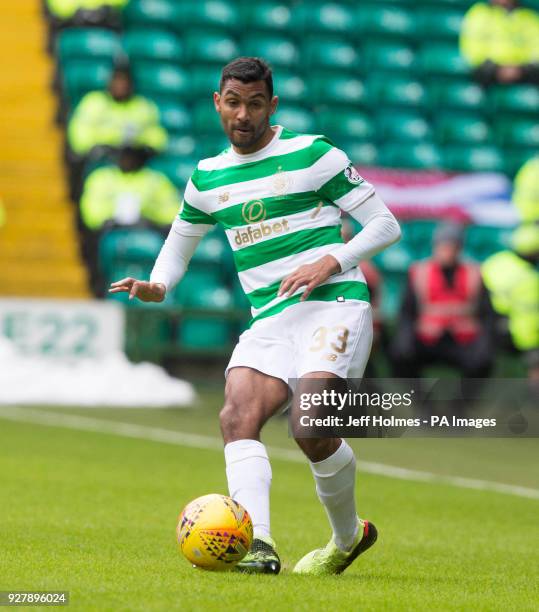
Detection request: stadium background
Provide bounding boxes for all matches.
[0,1,538,609]
[1,0,537,373]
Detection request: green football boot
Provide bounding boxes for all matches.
[235,536,281,575]
[293,520,378,576]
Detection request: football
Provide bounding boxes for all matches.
[176,494,253,570]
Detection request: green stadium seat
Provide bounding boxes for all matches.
[375,241,415,274]
[192,100,222,136]
[379,142,442,169]
[503,149,535,178]
[272,73,307,103]
[317,108,374,141]
[132,63,189,100]
[180,0,239,31]
[124,0,181,31]
[56,29,121,67]
[274,105,316,134]
[402,219,439,253]
[495,120,539,148]
[443,145,505,173]
[246,2,294,34]
[429,81,486,112]
[242,35,299,69]
[416,8,463,39]
[190,66,222,99]
[362,42,416,73]
[165,136,197,158]
[377,111,432,142]
[178,318,234,350]
[154,101,192,134]
[148,154,195,188]
[191,230,233,271]
[435,114,492,145]
[176,283,237,350]
[490,85,539,115]
[309,74,367,106]
[296,2,356,36]
[99,228,163,280]
[198,136,231,159]
[184,32,239,65]
[356,5,416,38]
[302,38,359,72]
[185,284,234,309]
[231,277,252,311]
[122,29,183,64]
[464,225,513,262]
[379,272,407,319]
[62,61,113,108]
[367,76,426,109]
[417,44,469,78]
[174,270,226,304]
[340,141,379,166]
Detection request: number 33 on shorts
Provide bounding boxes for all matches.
[309,326,350,355]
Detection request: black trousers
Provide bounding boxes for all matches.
[389,331,494,379]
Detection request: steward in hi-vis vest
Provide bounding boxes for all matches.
[513,156,539,223]
[390,223,496,379]
[460,0,539,86]
[410,259,482,346]
[482,224,539,378]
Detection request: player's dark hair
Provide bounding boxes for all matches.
[220,57,273,99]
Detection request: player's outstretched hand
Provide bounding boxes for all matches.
[278,255,341,301]
[108,278,166,302]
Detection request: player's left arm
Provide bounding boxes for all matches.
[279,145,401,300]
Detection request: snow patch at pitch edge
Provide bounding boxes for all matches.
[0,337,195,407]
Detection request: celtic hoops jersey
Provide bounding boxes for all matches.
[180,126,374,324]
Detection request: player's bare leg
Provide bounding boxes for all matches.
[292,372,378,575]
[220,366,288,574]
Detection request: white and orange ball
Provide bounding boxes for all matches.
[177,494,253,570]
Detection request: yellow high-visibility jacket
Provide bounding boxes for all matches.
[513,157,539,223]
[68,91,167,156]
[46,0,127,19]
[481,250,539,351]
[460,2,539,66]
[80,166,180,230]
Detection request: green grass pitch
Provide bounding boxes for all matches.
[1,390,538,611]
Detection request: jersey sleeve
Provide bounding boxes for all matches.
[178,176,217,226]
[311,139,375,212]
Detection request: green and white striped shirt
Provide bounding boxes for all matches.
[178,126,374,324]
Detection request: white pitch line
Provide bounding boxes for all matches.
[1,406,538,501]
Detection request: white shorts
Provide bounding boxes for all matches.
[226,299,373,384]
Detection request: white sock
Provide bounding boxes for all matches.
[310,440,361,552]
[224,439,272,540]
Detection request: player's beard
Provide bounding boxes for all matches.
[228,119,269,150]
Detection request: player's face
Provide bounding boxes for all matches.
[214,79,278,152]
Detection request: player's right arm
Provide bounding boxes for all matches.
[108,177,215,302]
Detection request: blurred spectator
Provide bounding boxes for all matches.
[460,0,539,86]
[513,156,539,223]
[482,223,539,379]
[45,0,126,27]
[80,146,180,231]
[68,65,167,157]
[390,223,495,379]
